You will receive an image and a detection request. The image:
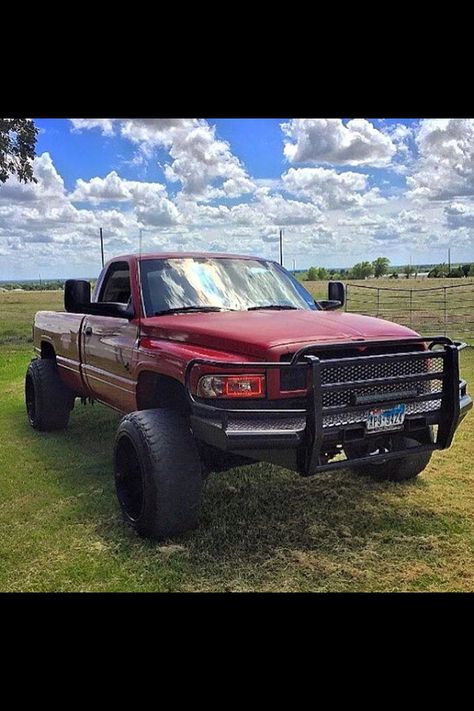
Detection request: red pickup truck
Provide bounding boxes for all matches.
[26,253,472,539]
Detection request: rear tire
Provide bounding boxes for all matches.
[114,409,203,539]
[345,433,433,482]
[25,358,74,431]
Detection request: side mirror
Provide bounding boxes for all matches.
[65,279,91,313]
[328,281,345,308]
[64,279,134,319]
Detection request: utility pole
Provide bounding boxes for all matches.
[448,247,451,272]
[292,258,296,274]
[100,227,105,268]
[279,228,283,266]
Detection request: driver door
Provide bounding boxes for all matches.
[81,261,138,412]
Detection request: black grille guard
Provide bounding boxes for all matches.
[184,336,472,476]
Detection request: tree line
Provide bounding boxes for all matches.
[303,257,474,281]
[0,280,65,291]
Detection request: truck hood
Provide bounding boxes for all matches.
[141,309,419,359]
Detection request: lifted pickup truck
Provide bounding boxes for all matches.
[26,253,472,539]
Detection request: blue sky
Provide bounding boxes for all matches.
[1,118,473,279]
[34,119,292,188]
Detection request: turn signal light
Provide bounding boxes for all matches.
[197,374,265,399]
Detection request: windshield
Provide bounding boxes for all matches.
[139,257,317,316]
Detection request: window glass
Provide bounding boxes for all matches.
[139,257,317,315]
[100,262,131,304]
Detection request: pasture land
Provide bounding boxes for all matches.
[304,277,474,339]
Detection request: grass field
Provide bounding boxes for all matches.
[0,289,473,592]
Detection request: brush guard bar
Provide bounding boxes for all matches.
[184,337,472,476]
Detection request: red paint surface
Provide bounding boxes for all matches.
[140,309,418,359]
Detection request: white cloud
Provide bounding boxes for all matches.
[282,119,396,167]
[118,118,195,147]
[444,201,474,228]
[407,119,474,200]
[70,119,116,136]
[383,122,414,153]
[22,234,54,243]
[135,199,182,227]
[71,171,135,202]
[70,118,255,199]
[282,166,385,209]
[0,152,65,204]
[70,171,168,204]
[178,189,322,227]
[161,121,255,198]
[69,171,181,227]
[252,192,322,225]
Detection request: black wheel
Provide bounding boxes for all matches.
[114,409,203,539]
[25,359,74,431]
[345,432,433,482]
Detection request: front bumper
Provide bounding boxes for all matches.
[185,337,472,476]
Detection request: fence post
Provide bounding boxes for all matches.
[443,287,448,337]
[409,289,413,329]
[345,284,348,312]
[377,288,380,317]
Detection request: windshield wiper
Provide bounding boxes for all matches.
[154,306,228,316]
[247,305,299,311]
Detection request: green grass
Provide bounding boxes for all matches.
[0,291,473,591]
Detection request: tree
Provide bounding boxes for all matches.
[317,267,329,280]
[306,266,318,281]
[403,264,415,279]
[469,264,474,277]
[428,263,448,278]
[372,256,390,278]
[0,118,38,184]
[351,261,374,279]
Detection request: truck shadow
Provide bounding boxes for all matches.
[17,401,459,579]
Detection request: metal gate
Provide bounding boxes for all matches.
[345,283,474,340]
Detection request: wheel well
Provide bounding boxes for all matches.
[41,341,56,360]
[136,372,189,414]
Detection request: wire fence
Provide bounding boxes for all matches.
[345,283,474,340]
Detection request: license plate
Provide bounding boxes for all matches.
[366,403,406,431]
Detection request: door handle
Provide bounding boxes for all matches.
[84,326,93,336]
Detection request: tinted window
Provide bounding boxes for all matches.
[99,262,131,304]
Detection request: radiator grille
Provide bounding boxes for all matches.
[281,350,444,429]
[321,356,443,409]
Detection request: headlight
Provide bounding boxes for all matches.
[197,374,265,399]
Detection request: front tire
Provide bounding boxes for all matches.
[25,358,74,431]
[345,433,433,482]
[114,409,203,539]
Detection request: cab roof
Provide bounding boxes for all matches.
[109,252,274,265]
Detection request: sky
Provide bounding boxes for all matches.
[1,118,474,280]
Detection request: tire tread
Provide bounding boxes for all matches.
[26,358,72,431]
[114,409,202,539]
